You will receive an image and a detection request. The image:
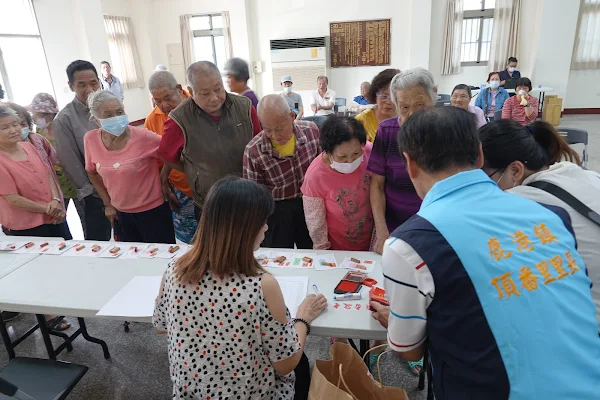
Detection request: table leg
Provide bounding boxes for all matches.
[35,314,56,360]
[78,318,110,359]
[0,315,16,360]
[360,340,370,366]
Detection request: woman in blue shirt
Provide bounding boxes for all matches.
[475,72,510,120]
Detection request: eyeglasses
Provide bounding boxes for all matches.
[451,94,469,100]
[376,92,391,101]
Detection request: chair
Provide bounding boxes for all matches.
[435,99,450,107]
[301,115,327,129]
[557,127,589,168]
[437,94,451,101]
[334,98,347,114]
[494,109,503,120]
[0,357,88,400]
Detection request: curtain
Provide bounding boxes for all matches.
[103,16,144,89]
[180,15,194,72]
[572,0,600,70]
[488,0,521,72]
[441,0,464,75]
[222,11,233,60]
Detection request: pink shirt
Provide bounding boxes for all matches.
[84,126,164,213]
[0,142,54,230]
[301,142,374,251]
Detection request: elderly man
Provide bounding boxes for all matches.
[310,76,336,116]
[100,61,124,101]
[54,60,111,240]
[370,106,600,399]
[353,81,371,105]
[145,70,197,243]
[243,94,320,248]
[158,61,261,219]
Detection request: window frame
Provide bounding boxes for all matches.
[461,0,495,67]
[191,13,224,65]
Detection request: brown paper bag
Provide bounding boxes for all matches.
[308,343,409,400]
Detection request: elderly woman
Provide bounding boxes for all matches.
[450,84,487,128]
[84,90,175,243]
[355,69,400,143]
[223,57,259,109]
[154,176,327,400]
[301,116,373,250]
[501,77,539,125]
[474,72,510,119]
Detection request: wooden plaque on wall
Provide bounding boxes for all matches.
[330,19,391,68]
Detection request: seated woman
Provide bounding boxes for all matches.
[302,116,373,250]
[153,176,327,400]
[355,69,400,143]
[501,77,539,125]
[224,57,259,109]
[450,84,487,128]
[474,71,510,120]
[480,119,600,325]
[84,90,175,243]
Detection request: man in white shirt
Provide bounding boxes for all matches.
[310,76,335,116]
[100,61,125,101]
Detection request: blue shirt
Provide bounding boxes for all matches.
[500,69,521,84]
[391,169,600,400]
[474,87,510,116]
[353,95,369,105]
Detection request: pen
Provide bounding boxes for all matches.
[312,284,320,295]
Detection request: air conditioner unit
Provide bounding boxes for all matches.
[270,37,327,92]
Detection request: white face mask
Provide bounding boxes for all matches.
[518,89,526,96]
[283,86,292,94]
[330,155,363,174]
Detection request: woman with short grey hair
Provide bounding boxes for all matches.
[223,57,259,108]
[84,90,175,243]
[366,67,437,374]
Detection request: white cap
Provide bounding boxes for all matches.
[280,75,293,84]
[155,64,168,71]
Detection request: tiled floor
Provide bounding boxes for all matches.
[1,115,598,399]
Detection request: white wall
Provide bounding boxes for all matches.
[566,70,600,108]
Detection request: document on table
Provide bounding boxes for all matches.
[274,276,309,318]
[96,276,163,318]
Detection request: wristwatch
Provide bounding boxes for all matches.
[52,197,62,203]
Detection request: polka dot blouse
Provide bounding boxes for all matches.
[153,261,301,399]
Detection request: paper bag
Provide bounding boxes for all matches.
[308,342,409,400]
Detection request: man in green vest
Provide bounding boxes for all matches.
[158,61,262,220]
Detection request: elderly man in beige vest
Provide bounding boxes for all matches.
[158,61,262,219]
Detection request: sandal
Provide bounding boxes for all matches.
[46,317,71,332]
[407,358,423,376]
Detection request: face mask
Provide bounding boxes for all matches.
[331,154,363,174]
[518,89,526,96]
[508,67,516,72]
[36,117,48,129]
[489,81,500,89]
[20,127,30,141]
[283,86,292,94]
[100,115,129,136]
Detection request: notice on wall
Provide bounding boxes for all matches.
[330,19,391,68]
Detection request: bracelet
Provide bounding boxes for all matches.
[292,318,311,335]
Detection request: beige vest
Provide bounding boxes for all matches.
[170,94,253,207]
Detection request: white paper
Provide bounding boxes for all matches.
[139,244,187,259]
[288,253,316,269]
[39,241,73,255]
[13,241,44,254]
[0,241,28,251]
[96,276,163,318]
[98,244,126,258]
[340,257,376,273]
[314,254,340,271]
[266,251,296,268]
[61,243,109,257]
[119,244,150,259]
[274,276,309,318]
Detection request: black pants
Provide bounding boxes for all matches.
[9,223,71,238]
[262,198,312,249]
[294,352,311,400]
[117,202,176,244]
[83,195,112,241]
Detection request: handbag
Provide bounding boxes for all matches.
[528,181,600,228]
[307,343,408,400]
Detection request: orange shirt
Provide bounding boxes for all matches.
[145,92,193,198]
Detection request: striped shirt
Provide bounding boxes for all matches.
[501,94,539,126]
[243,121,321,201]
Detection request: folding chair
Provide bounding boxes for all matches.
[0,358,88,400]
[437,94,451,101]
[334,98,347,114]
[301,115,327,129]
[557,127,589,168]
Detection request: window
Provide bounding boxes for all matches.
[191,14,227,72]
[103,16,144,89]
[0,0,54,105]
[461,0,495,66]
[572,0,600,70]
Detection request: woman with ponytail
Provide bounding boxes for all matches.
[480,119,600,324]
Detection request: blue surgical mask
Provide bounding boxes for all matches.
[20,127,30,141]
[283,86,292,94]
[489,81,500,89]
[100,115,129,136]
[508,67,516,73]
